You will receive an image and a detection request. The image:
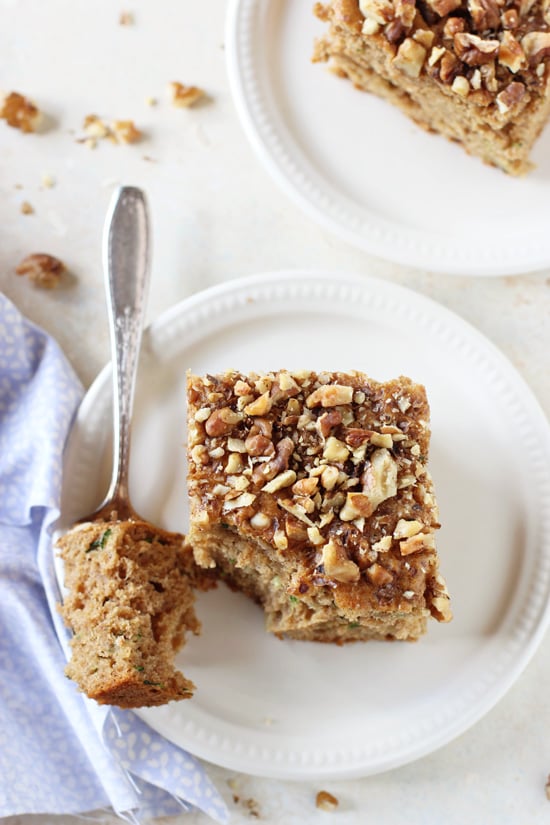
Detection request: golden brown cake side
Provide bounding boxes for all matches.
[313,0,550,174]
[58,520,210,708]
[187,370,451,644]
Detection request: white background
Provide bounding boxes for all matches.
[1,0,550,823]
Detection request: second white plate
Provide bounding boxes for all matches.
[226,0,550,276]
[58,271,550,779]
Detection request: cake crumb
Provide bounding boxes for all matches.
[169,81,206,108]
[80,114,142,147]
[1,91,41,133]
[119,10,134,25]
[112,119,142,144]
[545,774,550,800]
[16,253,65,289]
[41,173,55,189]
[243,798,261,818]
[316,790,339,812]
[145,96,157,107]
[20,201,34,215]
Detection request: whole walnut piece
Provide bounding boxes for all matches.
[15,253,66,289]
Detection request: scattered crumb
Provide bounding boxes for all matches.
[41,173,55,189]
[169,81,206,108]
[262,716,274,727]
[20,201,34,215]
[145,96,157,107]
[0,91,42,133]
[142,155,156,163]
[546,774,550,800]
[316,790,339,812]
[112,119,142,144]
[79,114,142,148]
[15,253,66,289]
[14,183,23,190]
[243,798,261,818]
[119,10,134,25]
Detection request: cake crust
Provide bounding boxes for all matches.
[313,0,550,174]
[187,370,451,643]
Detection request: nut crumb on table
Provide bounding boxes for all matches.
[0,91,42,133]
[316,790,339,811]
[80,114,142,148]
[119,10,134,25]
[169,81,206,107]
[546,773,550,800]
[15,253,65,289]
[20,201,34,215]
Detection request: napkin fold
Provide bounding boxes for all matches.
[0,293,228,823]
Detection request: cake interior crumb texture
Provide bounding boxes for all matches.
[313,0,550,175]
[187,370,451,644]
[58,520,211,708]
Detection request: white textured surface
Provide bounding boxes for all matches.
[0,0,550,823]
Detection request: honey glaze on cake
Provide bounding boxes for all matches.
[187,370,451,643]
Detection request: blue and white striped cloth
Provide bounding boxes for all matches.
[0,293,228,823]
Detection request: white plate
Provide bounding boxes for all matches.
[226,0,550,277]
[58,271,550,779]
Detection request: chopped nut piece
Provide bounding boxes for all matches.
[399,532,435,556]
[393,519,423,539]
[222,492,256,511]
[339,492,374,521]
[361,448,398,513]
[112,120,142,144]
[359,0,394,25]
[496,82,527,114]
[499,31,526,73]
[366,562,393,586]
[20,201,34,215]
[306,383,354,408]
[322,540,360,583]
[250,512,271,529]
[1,92,41,133]
[244,391,273,416]
[370,432,393,448]
[392,38,427,78]
[451,76,470,97]
[521,31,550,63]
[169,82,206,108]
[320,464,340,490]
[467,0,500,30]
[205,407,242,437]
[372,535,392,553]
[323,436,350,463]
[453,33,499,66]
[262,469,297,493]
[15,253,65,289]
[316,790,339,812]
[425,0,461,14]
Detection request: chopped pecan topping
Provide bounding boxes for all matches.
[498,32,526,72]
[205,408,242,437]
[521,31,550,63]
[467,0,500,31]
[321,539,361,583]
[392,37,428,76]
[454,33,499,65]
[496,80,528,113]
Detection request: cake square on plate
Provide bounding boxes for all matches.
[187,369,451,643]
[313,0,550,174]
